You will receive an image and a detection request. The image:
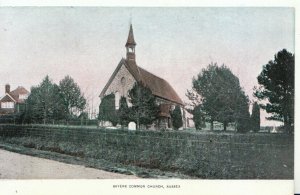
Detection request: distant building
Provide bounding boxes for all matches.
[99,24,185,129]
[0,84,29,115]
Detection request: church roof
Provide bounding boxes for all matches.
[100,59,184,105]
[125,24,136,47]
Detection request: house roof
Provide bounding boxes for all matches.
[100,59,184,105]
[0,86,29,103]
[0,93,16,103]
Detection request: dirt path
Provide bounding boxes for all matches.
[0,149,138,179]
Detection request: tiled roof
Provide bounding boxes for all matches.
[0,86,29,103]
[125,60,184,105]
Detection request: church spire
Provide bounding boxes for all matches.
[125,24,136,61]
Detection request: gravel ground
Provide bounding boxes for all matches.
[0,149,138,179]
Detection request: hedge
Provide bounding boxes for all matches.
[0,124,294,179]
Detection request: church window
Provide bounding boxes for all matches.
[121,77,126,86]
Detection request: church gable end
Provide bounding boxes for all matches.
[101,61,136,99]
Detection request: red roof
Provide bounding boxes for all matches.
[0,86,29,103]
[127,62,183,105]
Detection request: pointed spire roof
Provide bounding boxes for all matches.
[125,24,136,47]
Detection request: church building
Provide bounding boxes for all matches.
[99,24,185,129]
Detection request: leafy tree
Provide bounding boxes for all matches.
[98,93,118,126]
[25,76,66,124]
[251,102,260,132]
[128,82,159,129]
[254,49,294,133]
[189,63,249,131]
[119,96,130,127]
[192,105,206,130]
[59,75,86,119]
[171,105,183,130]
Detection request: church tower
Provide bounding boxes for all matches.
[125,24,136,62]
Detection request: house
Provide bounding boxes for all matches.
[99,24,186,129]
[0,84,29,115]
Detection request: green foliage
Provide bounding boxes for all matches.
[171,105,183,130]
[254,49,294,133]
[236,92,251,133]
[98,93,118,126]
[118,96,130,127]
[24,76,66,124]
[59,75,86,119]
[0,124,294,179]
[23,75,86,124]
[128,82,159,128]
[189,63,250,131]
[251,102,260,132]
[192,105,206,130]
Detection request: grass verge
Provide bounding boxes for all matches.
[0,140,192,179]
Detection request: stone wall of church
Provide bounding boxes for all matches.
[104,63,136,100]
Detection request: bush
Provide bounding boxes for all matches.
[171,105,183,130]
[98,93,118,126]
[0,124,293,179]
[251,102,260,132]
[192,105,206,130]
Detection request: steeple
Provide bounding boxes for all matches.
[125,24,136,61]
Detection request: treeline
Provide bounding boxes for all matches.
[22,75,87,124]
[4,49,293,133]
[187,49,294,133]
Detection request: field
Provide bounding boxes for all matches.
[0,124,294,179]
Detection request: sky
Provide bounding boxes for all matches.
[0,7,294,126]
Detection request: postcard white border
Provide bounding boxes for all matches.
[0,0,298,195]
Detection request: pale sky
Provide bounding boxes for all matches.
[0,7,294,126]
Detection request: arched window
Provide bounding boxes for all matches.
[128,47,134,53]
[121,77,126,86]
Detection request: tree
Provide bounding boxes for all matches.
[189,63,249,131]
[119,96,130,127]
[251,102,260,132]
[254,49,294,133]
[78,111,89,126]
[59,75,86,119]
[192,105,206,130]
[236,92,251,133]
[25,76,66,124]
[128,82,159,129]
[98,93,118,126]
[171,105,183,130]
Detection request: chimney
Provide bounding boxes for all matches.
[5,84,10,94]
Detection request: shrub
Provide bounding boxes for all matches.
[171,105,183,130]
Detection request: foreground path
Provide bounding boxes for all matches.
[0,149,138,179]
